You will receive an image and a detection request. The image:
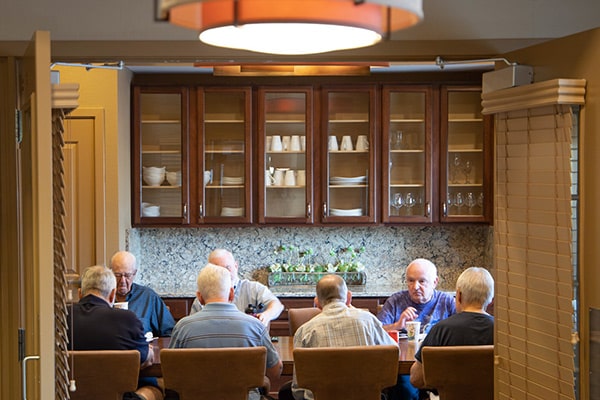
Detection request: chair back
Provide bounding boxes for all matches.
[294,345,399,400]
[67,350,140,400]
[421,345,494,400]
[160,347,267,400]
[288,307,321,336]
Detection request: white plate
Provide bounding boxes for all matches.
[221,207,244,216]
[222,176,244,185]
[329,176,367,184]
[330,208,363,216]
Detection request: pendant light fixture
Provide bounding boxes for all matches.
[158,0,423,55]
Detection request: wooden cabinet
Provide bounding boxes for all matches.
[132,86,252,226]
[257,87,314,223]
[440,85,493,223]
[320,86,378,223]
[197,87,253,224]
[132,81,492,227]
[381,84,492,224]
[382,86,434,223]
[132,87,190,225]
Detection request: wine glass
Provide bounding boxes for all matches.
[453,192,464,214]
[452,154,461,183]
[477,192,485,210]
[465,192,476,214]
[392,130,404,150]
[405,192,416,215]
[391,193,404,215]
[463,160,472,184]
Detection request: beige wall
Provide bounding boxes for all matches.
[54,66,132,263]
[504,27,600,398]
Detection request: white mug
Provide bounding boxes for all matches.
[341,135,353,151]
[296,170,306,186]
[273,169,285,186]
[290,135,301,151]
[282,136,291,151]
[356,135,369,151]
[265,170,274,186]
[284,170,296,186]
[271,135,283,152]
[266,136,273,152]
[328,136,339,151]
[300,136,306,151]
[204,170,213,186]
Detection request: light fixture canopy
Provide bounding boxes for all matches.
[158,0,423,55]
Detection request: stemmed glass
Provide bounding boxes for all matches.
[463,160,472,184]
[405,192,416,215]
[465,192,476,214]
[391,193,404,215]
[452,154,461,183]
[477,192,485,211]
[453,192,464,214]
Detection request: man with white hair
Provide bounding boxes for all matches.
[170,263,282,400]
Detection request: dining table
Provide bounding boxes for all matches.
[141,336,417,378]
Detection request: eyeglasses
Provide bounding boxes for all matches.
[114,272,136,280]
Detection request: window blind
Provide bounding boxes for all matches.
[495,104,575,400]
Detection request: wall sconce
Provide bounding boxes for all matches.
[157,0,423,55]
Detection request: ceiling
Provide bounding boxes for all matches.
[1,0,600,72]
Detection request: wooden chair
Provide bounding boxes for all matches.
[294,345,399,400]
[288,307,321,336]
[67,350,140,400]
[160,347,267,400]
[421,345,494,400]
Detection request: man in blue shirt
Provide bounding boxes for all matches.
[110,251,175,337]
[170,263,282,400]
[410,267,494,391]
[377,258,456,400]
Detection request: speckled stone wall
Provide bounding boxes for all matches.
[128,225,493,297]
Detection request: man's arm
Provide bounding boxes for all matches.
[256,297,284,326]
[140,344,154,369]
[409,360,426,388]
[383,306,418,331]
[266,359,283,382]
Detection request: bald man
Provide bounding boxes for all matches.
[110,250,175,337]
[189,249,283,326]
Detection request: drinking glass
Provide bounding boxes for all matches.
[405,192,416,215]
[465,192,476,214]
[453,192,464,214]
[391,193,404,215]
[452,154,461,183]
[392,130,404,150]
[463,160,472,184]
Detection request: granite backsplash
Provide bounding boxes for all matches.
[127,225,493,297]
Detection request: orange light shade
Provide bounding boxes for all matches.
[163,0,423,54]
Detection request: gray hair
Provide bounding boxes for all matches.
[316,274,348,307]
[80,266,116,298]
[456,267,494,308]
[197,263,232,300]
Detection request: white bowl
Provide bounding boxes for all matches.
[143,174,164,186]
[142,205,160,217]
[166,171,181,186]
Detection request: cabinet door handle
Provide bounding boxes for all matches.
[306,203,311,218]
[442,202,447,217]
[183,204,187,219]
[322,203,327,218]
[199,203,203,217]
[426,202,431,217]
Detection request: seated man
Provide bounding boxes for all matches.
[409,267,494,390]
[189,248,284,326]
[170,263,282,400]
[110,250,175,337]
[67,265,162,400]
[279,274,397,400]
[377,258,456,400]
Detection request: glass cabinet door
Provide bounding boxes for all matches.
[382,86,433,223]
[199,88,252,223]
[133,87,189,225]
[322,87,376,223]
[258,88,313,223]
[441,86,492,222]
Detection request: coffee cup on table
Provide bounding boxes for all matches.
[406,321,421,341]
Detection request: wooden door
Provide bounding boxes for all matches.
[64,111,105,276]
[15,30,55,400]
